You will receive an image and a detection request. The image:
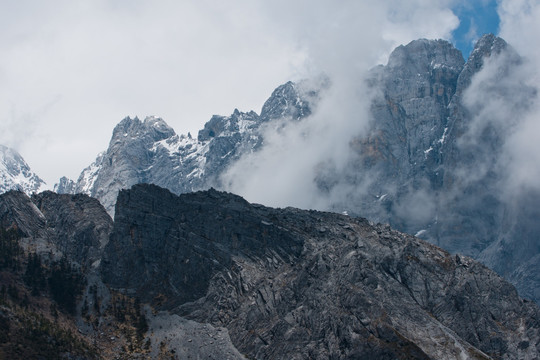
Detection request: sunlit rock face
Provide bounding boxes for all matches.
[63,81,316,217]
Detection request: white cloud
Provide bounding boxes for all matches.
[222,0,459,209]
[496,0,540,194]
[0,0,464,190]
[0,0,303,185]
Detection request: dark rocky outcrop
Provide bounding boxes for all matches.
[2,184,540,359]
[102,184,303,308]
[31,191,113,267]
[0,190,112,267]
[102,184,540,359]
[0,190,46,237]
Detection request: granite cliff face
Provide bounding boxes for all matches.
[0,189,112,267]
[341,38,465,225]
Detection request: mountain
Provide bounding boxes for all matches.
[0,144,46,195]
[325,34,540,304]
[363,34,540,306]
[57,81,319,216]
[53,176,76,194]
[2,184,540,359]
[56,35,540,305]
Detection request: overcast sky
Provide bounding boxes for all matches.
[0,0,522,187]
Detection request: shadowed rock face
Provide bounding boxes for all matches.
[2,185,540,359]
[102,184,303,308]
[0,190,112,267]
[102,184,540,360]
[0,189,245,359]
[0,190,46,237]
[31,191,113,266]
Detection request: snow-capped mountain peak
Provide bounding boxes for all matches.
[0,144,46,194]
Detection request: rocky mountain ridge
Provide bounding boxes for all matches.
[54,34,540,305]
[59,80,319,216]
[104,184,540,359]
[1,184,540,359]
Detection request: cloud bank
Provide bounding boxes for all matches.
[496,0,540,195]
[0,1,304,184]
[452,0,540,203]
[222,0,460,209]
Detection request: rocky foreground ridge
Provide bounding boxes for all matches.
[1,184,539,359]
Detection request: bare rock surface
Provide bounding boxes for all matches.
[146,309,245,359]
[31,191,113,267]
[102,184,540,359]
[2,184,540,359]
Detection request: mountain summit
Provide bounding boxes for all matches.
[59,81,318,216]
[0,144,46,194]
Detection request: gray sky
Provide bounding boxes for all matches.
[0,0,536,188]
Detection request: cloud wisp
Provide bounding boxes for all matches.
[496,0,540,196]
[452,0,540,202]
[222,0,460,210]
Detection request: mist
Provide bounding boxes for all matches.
[222,0,459,210]
[0,1,305,185]
[451,0,540,204]
[497,0,540,196]
[219,2,540,298]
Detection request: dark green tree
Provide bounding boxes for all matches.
[24,253,46,295]
[0,228,22,270]
[48,257,85,315]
